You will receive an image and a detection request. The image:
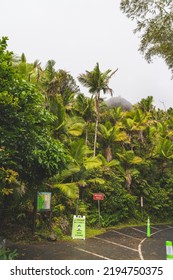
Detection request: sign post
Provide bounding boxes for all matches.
[93,193,104,227]
[141,196,144,220]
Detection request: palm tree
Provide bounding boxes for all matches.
[136,96,154,113]
[42,62,80,118]
[116,149,144,193]
[78,63,118,156]
[31,59,42,83]
[55,69,80,107]
[98,121,129,161]
[50,139,104,214]
[74,93,94,145]
[12,53,42,83]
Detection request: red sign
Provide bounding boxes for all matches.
[93,193,104,200]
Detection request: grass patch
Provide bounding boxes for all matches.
[85,227,106,238]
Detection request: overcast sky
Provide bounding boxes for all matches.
[1,0,172,109]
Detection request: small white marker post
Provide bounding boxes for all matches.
[166,241,173,260]
[141,196,144,220]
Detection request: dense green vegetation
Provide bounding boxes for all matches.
[0,37,173,240]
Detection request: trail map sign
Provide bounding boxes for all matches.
[37,192,51,211]
[72,215,85,239]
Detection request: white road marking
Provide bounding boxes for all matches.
[76,225,173,260]
[151,226,159,230]
[75,247,111,260]
[151,226,173,237]
[112,230,140,240]
[94,237,138,252]
[138,226,173,260]
[131,227,146,234]
[138,238,146,260]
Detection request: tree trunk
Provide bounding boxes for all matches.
[93,114,99,156]
[125,169,132,193]
[93,92,100,156]
[105,144,112,162]
[85,121,89,146]
[32,193,37,235]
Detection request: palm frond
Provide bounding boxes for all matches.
[88,178,105,184]
[53,182,79,199]
[84,156,102,170]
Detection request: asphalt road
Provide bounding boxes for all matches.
[7,224,173,260]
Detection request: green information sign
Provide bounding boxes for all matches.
[72,215,85,240]
[37,192,51,211]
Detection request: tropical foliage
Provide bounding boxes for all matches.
[1,37,173,240]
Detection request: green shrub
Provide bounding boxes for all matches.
[0,249,18,260]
